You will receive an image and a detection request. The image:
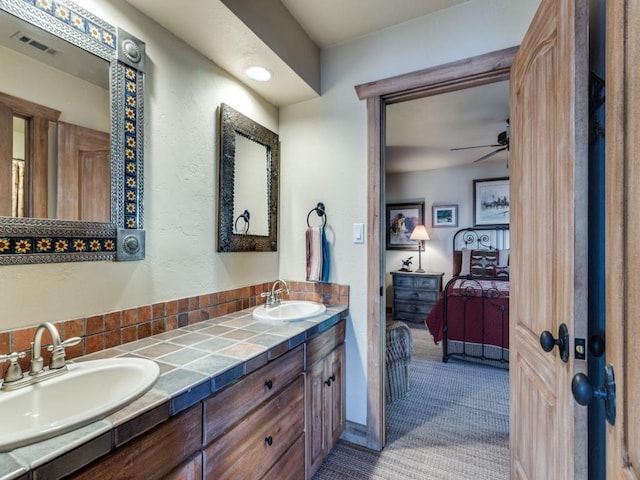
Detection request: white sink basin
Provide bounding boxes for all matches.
[253,301,327,322]
[0,357,159,451]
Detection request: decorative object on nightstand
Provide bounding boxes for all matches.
[409,225,429,273]
[391,271,444,323]
[399,256,413,272]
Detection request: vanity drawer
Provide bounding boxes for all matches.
[204,375,305,480]
[306,319,346,367]
[203,344,304,443]
[263,433,305,480]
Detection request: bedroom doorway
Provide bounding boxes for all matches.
[355,46,516,451]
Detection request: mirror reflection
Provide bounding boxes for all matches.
[0,10,110,222]
[218,103,279,252]
[233,133,268,236]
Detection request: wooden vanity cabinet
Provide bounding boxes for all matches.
[306,321,346,479]
[61,320,347,480]
[202,346,305,480]
[69,404,202,480]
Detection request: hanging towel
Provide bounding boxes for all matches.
[321,227,330,282]
[306,226,322,281]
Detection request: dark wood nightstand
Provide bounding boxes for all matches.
[390,271,444,323]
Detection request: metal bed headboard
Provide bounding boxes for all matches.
[452,225,510,251]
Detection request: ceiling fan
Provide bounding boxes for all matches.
[451,121,510,163]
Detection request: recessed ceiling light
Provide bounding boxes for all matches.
[245,66,272,82]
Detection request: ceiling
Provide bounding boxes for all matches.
[280,0,470,48]
[386,81,510,173]
[125,0,510,173]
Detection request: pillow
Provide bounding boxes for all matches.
[460,249,472,276]
[498,249,510,267]
[470,250,498,276]
[495,266,510,278]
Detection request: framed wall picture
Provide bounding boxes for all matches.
[473,177,510,226]
[386,201,424,250]
[432,204,458,228]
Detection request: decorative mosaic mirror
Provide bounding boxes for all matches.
[0,0,146,264]
[218,103,279,252]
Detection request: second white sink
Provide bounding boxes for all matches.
[0,357,159,452]
[253,301,326,322]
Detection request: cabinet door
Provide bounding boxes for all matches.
[326,343,346,449]
[306,343,347,479]
[306,357,327,478]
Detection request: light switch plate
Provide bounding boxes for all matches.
[353,223,364,243]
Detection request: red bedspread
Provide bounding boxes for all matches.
[425,278,510,349]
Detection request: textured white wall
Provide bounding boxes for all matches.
[279,0,540,425]
[0,0,279,329]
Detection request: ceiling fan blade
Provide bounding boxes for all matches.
[473,146,508,163]
[450,143,501,151]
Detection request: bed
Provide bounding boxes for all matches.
[425,226,510,368]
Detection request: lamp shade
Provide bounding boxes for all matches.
[410,225,430,241]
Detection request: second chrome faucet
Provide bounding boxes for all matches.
[261,279,290,308]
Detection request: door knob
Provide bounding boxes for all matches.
[539,323,569,362]
[571,364,616,426]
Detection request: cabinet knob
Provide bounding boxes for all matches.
[264,436,273,446]
[325,374,336,387]
[264,379,273,390]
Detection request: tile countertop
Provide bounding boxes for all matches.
[0,304,348,480]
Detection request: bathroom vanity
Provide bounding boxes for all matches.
[0,306,347,480]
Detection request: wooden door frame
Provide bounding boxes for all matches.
[354,46,518,450]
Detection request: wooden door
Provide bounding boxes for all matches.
[57,122,110,222]
[509,0,589,478]
[0,103,12,217]
[605,2,640,478]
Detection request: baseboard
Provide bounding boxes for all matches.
[340,420,368,447]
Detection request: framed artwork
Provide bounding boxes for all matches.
[386,201,424,250]
[473,177,510,226]
[432,204,458,228]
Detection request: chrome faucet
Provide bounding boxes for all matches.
[261,279,290,308]
[1,322,81,391]
[30,322,64,375]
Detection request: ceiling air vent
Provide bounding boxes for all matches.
[11,31,58,55]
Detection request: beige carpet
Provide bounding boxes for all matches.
[313,320,509,480]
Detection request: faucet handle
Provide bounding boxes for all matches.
[47,337,82,369]
[0,351,26,383]
[46,336,82,352]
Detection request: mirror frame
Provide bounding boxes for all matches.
[218,103,279,252]
[0,0,145,264]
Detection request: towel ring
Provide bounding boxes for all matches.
[234,210,250,234]
[307,202,327,228]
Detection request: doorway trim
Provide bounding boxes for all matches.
[354,46,518,450]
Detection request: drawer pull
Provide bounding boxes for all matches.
[325,374,336,387]
[265,436,273,446]
[264,380,273,390]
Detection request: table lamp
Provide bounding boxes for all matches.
[410,225,430,273]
